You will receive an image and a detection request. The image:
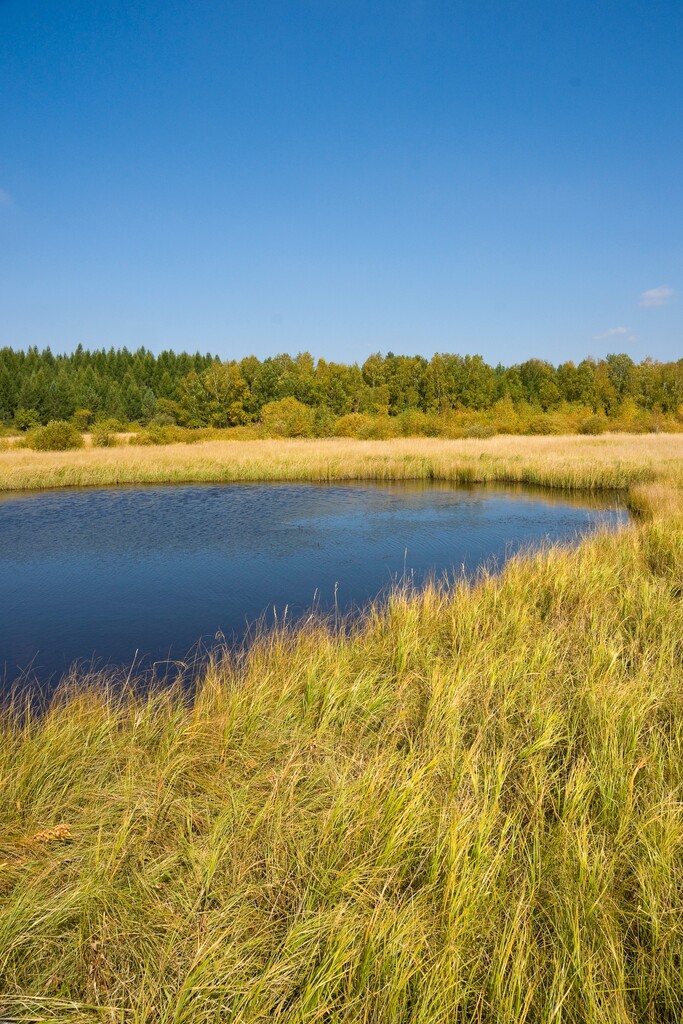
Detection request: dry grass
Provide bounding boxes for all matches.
[1,433,682,493]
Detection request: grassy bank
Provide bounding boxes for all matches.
[1,433,683,493]
[1,445,683,1022]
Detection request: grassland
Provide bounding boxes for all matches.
[1,439,683,1022]
[1,433,683,493]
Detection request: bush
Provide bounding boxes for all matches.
[129,425,188,446]
[129,425,225,446]
[13,408,40,432]
[526,415,564,435]
[260,398,315,438]
[358,415,400,440]
[91,426,118,448]
[154,398,181,424]
[491,399,522,435]
[25,420,85,451]
[72,408,94,430]
[149,413,177,427]
[397,411,442,437]
[578,415,608,435]
[334,413,370,438]
[96,417,128,433]
[462,422,497,439]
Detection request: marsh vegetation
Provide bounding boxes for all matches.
[1,433,682,493]
[0,441,681,1021]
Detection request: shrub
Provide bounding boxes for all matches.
[578,415,608,436]
[91,426,118,448]
[149,413,177,427]
[96,417,128,433]
[25,420,84,451]
[435,413,464,439]
[491,399,522,435]
[129,425,223,446]
[620,414,655,434]
[260,397,315,438]
[13,408,40,432]
[358,415,400,440]
[334,413,370,438]
[463,422,497,439]
[397,411,442,437]
[72,408,94,430]
[129,425,188,446]
[527,415,564,435]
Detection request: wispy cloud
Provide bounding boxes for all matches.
[639,285,674,308]
[593,326,631,341]
[0,188,11,206]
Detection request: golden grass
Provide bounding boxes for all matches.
[1,433,683,493]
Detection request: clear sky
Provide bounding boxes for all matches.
[1,0,681,364]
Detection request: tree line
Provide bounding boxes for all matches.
[0,345,682,428]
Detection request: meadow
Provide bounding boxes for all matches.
[0,438,682,1022]
[0,433,682,493]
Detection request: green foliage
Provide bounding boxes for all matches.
[71,408,93,430]
[149,412,178,427]
[24,420,84,451]
[96,416,127,432]
[1,345,683,436]
[13,407,40,431]
[154,397,181,423]
[178,363,249,427]
[311,405,337,437]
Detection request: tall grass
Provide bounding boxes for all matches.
[1,434,683,493]
[1,480,683,1021]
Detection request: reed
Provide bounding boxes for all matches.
[1,445,682,1021]
[1,433,682,493]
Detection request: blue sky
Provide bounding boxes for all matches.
[1,0,681,364]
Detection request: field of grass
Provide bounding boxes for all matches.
[1,441,682,1022]
[1,433,683,493]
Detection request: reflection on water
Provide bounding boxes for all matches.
[0,482,626,686]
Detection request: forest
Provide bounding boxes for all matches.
[1,345,682,429]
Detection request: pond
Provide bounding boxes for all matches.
[0,482,626,686]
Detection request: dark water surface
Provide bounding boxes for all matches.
[0,482,626,685]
